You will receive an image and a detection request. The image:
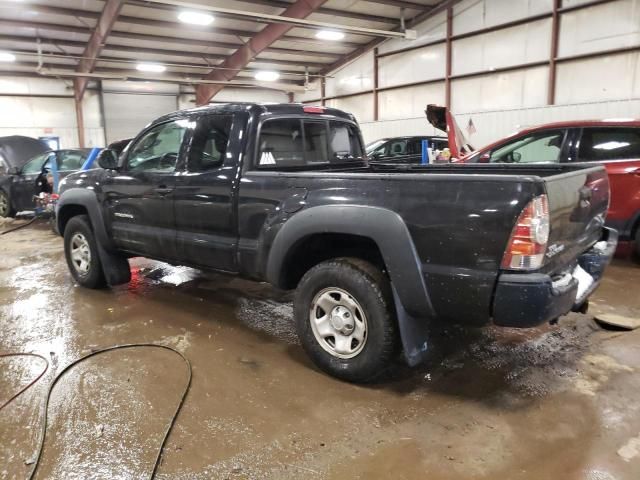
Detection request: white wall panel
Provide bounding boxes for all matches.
[212,88,289,103]
[325,51,374,98]
[451,66,548,112]
[178,88,289,110]
[559,0,640,57]
[453,0,553,35]
[295,85,322,103]
[378,43,446,89]
[556,52,640,103]
[378,10,447,55]
[378,82,445,121]
[360,117,443,145]
[103,93,177,144]
[362,98,640,149]
[0,76,72,96]
[0,95,98,148]
[326,93,374,123]
[452,19,551,75]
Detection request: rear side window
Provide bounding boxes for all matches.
[328,121,362,161]
[489,130,565,164]
[189,114,232,171]
[258,118,362,168]
[578,127,640,161]
[304,121,328,164]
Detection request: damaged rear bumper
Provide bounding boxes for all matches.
[492,227,618,328]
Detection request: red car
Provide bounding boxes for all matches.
[427,107,640,257]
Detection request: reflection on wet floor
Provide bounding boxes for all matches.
[1,223,640,479]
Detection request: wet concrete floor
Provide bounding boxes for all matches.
[1,219,640,479]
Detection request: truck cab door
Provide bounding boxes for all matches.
[101,119,189,260]
[173,113,239,272]
[12,152,55,211]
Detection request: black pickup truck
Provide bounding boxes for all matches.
[56,103,617,382]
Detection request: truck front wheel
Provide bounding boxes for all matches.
[63,215,106,289]
[294,258,399,382]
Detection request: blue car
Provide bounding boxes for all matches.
[0,147,101,217]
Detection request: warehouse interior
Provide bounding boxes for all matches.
[1,0,640,478]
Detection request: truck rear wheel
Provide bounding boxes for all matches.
[63,215,106,289]
[294,258,399,382]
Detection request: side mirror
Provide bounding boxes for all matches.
[479,152,490,163]
[97,149,119,170]
[512,151,522,163]
[8,166,20,175]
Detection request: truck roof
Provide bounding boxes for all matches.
[151,102,357,126]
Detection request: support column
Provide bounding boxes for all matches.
[74,78,85,148]
[373,47,379,121]
[548,0,561,105]
[321,77,326,106]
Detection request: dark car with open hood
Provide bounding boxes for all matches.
[0,148,100,217]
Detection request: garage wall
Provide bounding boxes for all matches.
[0,76,289,148]
[178,87,289,110]
[0,76,104,148]
[299,0,640,146]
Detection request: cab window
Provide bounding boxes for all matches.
[577,127,640,161]
[127,120,187,172]
[188,115,232,171]
[489,130,566,164]
[257,118,362,169]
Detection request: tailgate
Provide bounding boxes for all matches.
[542,166,609,273]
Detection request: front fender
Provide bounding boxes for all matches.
[57,188,130,286]
[56,189,109,243]
[266,205,433,319]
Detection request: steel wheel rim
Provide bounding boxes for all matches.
[309,287,368,359]
[0,192,8,216]
[70,233,91,275]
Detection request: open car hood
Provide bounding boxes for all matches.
[425,105,475,160]
[0,136,49,169]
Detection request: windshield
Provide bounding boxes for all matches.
[366,139,387,155]
[22,152,51,174]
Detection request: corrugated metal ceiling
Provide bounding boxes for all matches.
[0,0,447,91]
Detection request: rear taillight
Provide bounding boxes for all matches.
[501,195,550,270]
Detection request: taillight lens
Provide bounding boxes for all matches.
[501,195,550,270]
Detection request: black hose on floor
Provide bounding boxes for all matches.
[2,344,192,480]
[0,353,49,411]
[0,217,38,235]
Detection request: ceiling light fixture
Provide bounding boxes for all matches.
[178,11,215,26]
[315,30,345,41]
[0,51,16,62]
[136,63,166,73]
[254,71,279,82]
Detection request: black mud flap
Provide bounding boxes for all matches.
[96,243,131,286]
[392,286,430,367]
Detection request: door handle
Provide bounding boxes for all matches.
[154,186,173,195]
